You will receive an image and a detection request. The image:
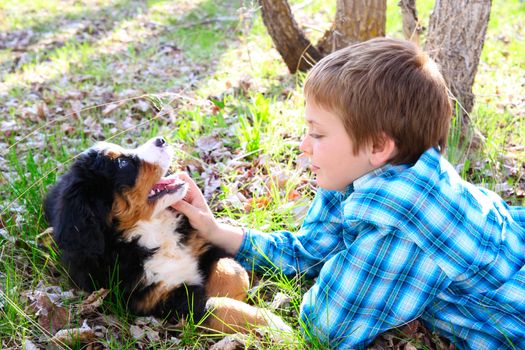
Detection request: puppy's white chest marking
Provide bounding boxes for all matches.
[127,211,203,288]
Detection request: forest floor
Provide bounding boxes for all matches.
[1,0,524,349]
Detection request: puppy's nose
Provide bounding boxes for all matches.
[154,137,166,148]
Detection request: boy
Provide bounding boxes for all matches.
[172,38,525,349]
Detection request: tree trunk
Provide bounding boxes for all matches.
[317,0,386,55]
[259,0,323,73]
[398,0,423,46]
[259,0,385,73]
[425,0,492,128]
[258,0,492,145]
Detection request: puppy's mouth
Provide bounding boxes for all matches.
[148,177,186,202]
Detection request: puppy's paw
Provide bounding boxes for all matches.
[204,297,292,335]
[258,309,292,333]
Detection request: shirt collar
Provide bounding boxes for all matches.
[352,163,397,191]
[351,147,441,192]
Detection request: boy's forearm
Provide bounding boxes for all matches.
[208,223,245,256]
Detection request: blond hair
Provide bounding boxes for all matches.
[304,37,452,164]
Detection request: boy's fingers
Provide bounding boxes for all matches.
[175,172,190,181]
[175,172,204,201]
[171,200,194,216]
[176,172,197,187]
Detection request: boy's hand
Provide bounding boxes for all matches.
[171,172,245,255]
[170,172,218,240]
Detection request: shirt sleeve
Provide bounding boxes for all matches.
[509,205,525,227]
[300,224,449,349]
[235,189,346,278]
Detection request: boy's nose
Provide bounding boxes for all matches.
[299,135,311,154]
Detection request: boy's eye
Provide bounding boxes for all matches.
[309,133,323,139]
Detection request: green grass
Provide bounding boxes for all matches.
[0,0,523,348]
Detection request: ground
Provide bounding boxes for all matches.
[0,0,524,349]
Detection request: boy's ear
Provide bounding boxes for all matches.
[369,134,397,167]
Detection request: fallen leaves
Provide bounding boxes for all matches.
[24,284,75,334]
[27,291,70,334]
[209,334,246,350]
[0,29,35,50]
[78,288,110,317]
[50,319,96,346]
[101,101,127,116]
[1,1,523,350]
[368,320,457,350]
[129,317,162,342]
[18,285,112,347]
[0,120,19,138]
[244,196,271,211]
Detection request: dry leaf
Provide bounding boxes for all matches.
[287,189,301,201]
[28,292,70,333]
[196,135,222,154]
[270,292,292,309]
[401,320,420,337]
[50,320,96,345]
[23,339,39,350]
[60,122,76,135]
[209,334,247,350]
[79,288,109,316]
[1,120,19,137]
[36,227,55,250]
[131,100,150,113]
[244,196,270,212]
[102,102,125,116]
[69,100,84,119]
[130,324,160,342]
[129,324,146,340]
[202,169,221,199]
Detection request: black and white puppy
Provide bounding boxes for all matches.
[44,137,288,333]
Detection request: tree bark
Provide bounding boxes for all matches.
[259,0,385,72]
[258,0,492,144]
[425,0,492,126]
[398,0,422,45]
[259,0,323,73]
[317,0,387,55]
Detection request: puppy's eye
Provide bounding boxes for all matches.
[118,157,130,169]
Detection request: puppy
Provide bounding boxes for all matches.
[44,137,289,333]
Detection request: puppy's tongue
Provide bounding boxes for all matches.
[151,177,177,191]
[149,176,185,198]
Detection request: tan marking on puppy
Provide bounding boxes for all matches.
[133,282,170,314]
[186,232,211,257]
[112,162,164,232]
[155,230,206,258]
[104,148,123,159]
[204,297,290,334]
[205,258,249,301]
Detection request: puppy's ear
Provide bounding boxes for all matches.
[46,176,108,255]
[44,153,115,290]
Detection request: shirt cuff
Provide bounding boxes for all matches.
[234,228,266,271]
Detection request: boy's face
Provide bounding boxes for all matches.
[300,99,374,191]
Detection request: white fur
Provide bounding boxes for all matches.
[134,138,173,173]
[89,141,126,154]
[90,137,173,175]
[107,137,197,289]
[125,189,201,289]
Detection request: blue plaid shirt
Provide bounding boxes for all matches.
[236,147,525,349]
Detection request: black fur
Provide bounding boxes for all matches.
[45,150,144,290]
[44,148,228,323]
